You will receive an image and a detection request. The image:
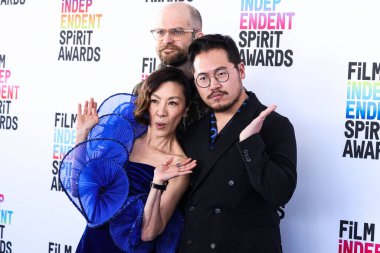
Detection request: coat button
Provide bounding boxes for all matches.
[187,239,193,245]
[214,208,221,214]
[189,206,195,212]
[210,243,216,249]
[242,149,252,162]
[228,180,235,186]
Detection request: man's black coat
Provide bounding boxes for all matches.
[178,92,297,253]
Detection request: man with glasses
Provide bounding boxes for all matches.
[133,2,207,127]
[178,34,297,253]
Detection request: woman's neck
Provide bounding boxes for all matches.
[141,128,178,155]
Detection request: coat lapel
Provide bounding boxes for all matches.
[191,92,262,194]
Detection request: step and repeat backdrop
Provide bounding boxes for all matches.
[1,1,379,252]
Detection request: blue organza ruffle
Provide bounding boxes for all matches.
[110,194,154,252]
[59,93,146,227]
[97,93,146,139]
[59,138,131,227]
[109,194,183,253]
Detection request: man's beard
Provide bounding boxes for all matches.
[208,89,243,113]
[159,45,188,66]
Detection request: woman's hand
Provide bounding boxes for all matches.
[152,157,196,184]
[143,157,196,241]
[76,98,99,143]
[239,105,277,142]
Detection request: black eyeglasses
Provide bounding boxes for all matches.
[150,28,197,41]
[195,67,236,88]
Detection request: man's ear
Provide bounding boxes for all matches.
[195,31,204,39]
[238,62,246,80]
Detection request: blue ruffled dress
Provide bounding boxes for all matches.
[59,94,183,253]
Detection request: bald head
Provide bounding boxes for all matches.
[156,3,202,31]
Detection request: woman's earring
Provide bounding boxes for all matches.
[182,113,188,129]
[181,107,189,130]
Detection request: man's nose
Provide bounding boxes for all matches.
[162,32,174,44]
[209,76,222,90]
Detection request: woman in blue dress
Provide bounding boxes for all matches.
[59,67,197,253]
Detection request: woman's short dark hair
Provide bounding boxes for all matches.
[134,67,192,125]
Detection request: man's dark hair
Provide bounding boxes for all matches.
[188,34,241,72]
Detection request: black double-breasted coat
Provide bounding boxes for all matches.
[178,92,297,253]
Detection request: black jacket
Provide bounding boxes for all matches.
[178,92,297,253]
